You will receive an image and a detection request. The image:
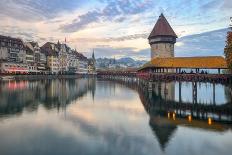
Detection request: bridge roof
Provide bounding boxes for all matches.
[140,56,228,70]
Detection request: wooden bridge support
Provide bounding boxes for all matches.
[192,82,198,104]
[179,81,182,103]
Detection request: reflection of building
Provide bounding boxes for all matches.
[149,118,177,150]
[0,78,96,114]
[152,82,175,101]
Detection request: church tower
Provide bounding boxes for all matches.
[148,13,177,60]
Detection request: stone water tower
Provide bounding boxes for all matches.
[148,13,177,59]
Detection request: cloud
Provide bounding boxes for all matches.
[0,0,86,21]
[175,28,228,57]
[87,28,229,60]
[69,33,148,43]
[60,0,153,33]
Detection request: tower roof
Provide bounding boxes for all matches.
[149,13,177,39]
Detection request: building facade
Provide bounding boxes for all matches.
[68,49,79,73]
[0,35,26,63]
[26,42,46,71]
[41,42,60,74]
[0,35,91,75]
[25,43,37,73]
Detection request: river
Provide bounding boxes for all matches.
[0,78,232,155]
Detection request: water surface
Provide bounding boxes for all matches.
[0,78,232,155]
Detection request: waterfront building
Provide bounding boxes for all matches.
[0,62,28,74]
[77,53,88,74]
[139,13,228,74]
[25,43,37,73]
[26,42,46,71]
[67,49,79,73]
[41,42,60,74]
[0,35,91,75]
[0,35,26,63]
[57,41,68,73]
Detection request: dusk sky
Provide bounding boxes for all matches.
[0,0,231,60]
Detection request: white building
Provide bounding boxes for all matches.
[0,35,26,63]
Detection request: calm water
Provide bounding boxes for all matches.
[0,78,232,155]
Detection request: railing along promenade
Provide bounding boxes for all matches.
[98,71,232,84]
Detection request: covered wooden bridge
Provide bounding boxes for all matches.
[138,56,228,74]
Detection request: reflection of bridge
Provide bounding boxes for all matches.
[101,77,232,123]
[101,77,232,151]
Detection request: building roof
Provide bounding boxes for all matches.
[40,42,59,56]
[148,14,177,39]
[140,56,228,69]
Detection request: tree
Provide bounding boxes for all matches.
[224,17,232,69]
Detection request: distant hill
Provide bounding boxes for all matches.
[96,57,147,69]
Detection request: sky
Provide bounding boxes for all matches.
[0,0,231,60]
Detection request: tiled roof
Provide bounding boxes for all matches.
[40,42,59,56]
[149,14,177,39]
[141,56,228,69]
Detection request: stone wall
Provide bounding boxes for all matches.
[150,43,174,59]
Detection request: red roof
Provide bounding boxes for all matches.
[149,14,177,38]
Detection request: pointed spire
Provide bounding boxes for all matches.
[92,49,95,60]
[149,13,177,39]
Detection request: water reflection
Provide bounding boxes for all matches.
[0,78,232,155]
[0,79,96,116]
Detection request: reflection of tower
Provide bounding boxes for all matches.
[153,82,175,101]
[92,49,96,71]
[88,78,96,101]
[91,78,96,101]
[149,119,177,150]
[138,86,177,151]
[148,13,177,59]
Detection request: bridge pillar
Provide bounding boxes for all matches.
[179,81,182,103]
[213,82,216,105]
[218,69,221,74]
[192,82,197,104]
